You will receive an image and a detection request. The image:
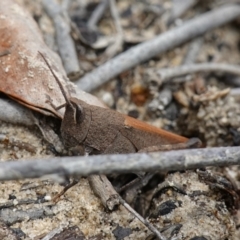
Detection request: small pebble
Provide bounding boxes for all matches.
[101,92,114,107]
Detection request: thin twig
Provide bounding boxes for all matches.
[0,98,36,126]
[42,0,80,79]
[0,206,55,225]
[41,226,65,240]
[230,88,240,96]
[0,198,49,210]
[52,179,79,203]
[77,4,240,92]
[61,0,70,11]
[147,37,203,110]
[119,197,166,240]
[102,0,124,60]
[155,63,240,83]
[182,37,203,65]
[89,175,165,238]
[123,172,155,203]
[167,0,199,25]
[0,147,240,180]
[87,0,109,30]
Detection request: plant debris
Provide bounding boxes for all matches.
[1,0,240,239]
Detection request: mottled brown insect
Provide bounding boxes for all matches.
[40,52,201,156]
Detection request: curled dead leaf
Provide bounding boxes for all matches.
[0,0,105,118]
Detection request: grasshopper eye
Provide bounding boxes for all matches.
[73,102,84,124]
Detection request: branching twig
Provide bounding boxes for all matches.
[77,4,240,92]
[155,63,240,83]
[89,175,165,239]
[42,0,80,79]
[0,147,240,180]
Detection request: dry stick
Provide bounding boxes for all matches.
[87,0,109,30]
[167,0,198,25]
[42,0,80,79]
[154,35,203,93]
[88,175,164,239]
[123,172,155,203]
[51,174,163,237]
[88,174,164,239]
[103,0,124,60]
[230,88,240,96]
[118,197,166,240]
[41,227,65,240]
[0,198,48,210]
[0,147,240,181]
[156,63,240,83]
[0,206,55,225]
[77,4,240,92]
[88,174,120,210]
[182,37,203,65]
[61,0,70,11]
[0,98,36,126]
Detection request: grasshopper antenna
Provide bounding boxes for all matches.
[38,51,74,109]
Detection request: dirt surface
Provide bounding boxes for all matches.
[1,0,240,239]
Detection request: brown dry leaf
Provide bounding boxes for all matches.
[0,0,104,118]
